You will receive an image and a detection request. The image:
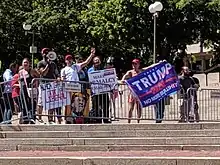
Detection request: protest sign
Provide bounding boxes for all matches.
[40,82,71,110]
[88,68,117,95]
[125,61,180,108]
[64,82,82,92]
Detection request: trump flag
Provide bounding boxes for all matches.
[125,61,180,108]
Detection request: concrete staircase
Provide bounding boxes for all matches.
[1,123,220,165]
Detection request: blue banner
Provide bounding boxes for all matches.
[125,61,180,108]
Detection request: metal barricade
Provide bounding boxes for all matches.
[198,88,220,121]
[29,78,113,124]
[113,83,203,122]
[2,77,220,124]
[0,80,25,125]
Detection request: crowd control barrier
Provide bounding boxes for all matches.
[28,78,113,124]
[0,80,25,124]
[113,83,220,122]
[1,79,220,124]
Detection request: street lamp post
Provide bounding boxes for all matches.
[23,24,38,69]
[149,1,163,64]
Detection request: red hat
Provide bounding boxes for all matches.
[132,59,140,64]
[41,48,49,55]
[65,54,73,61]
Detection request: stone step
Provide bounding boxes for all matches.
[1,137,220,145]
[2,129,220,138]
[2,157,220,165]
[1,123,215,131]
[1,151,220,165]
[2,144,220,152]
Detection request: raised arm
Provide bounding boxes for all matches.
[78,48,96,70]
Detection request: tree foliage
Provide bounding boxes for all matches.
[0,0,220,70]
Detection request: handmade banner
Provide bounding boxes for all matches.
[88,68,117,95]
[40,82,71,110]
[125,61,180,107]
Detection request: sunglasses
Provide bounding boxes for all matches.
[132,62,138,65]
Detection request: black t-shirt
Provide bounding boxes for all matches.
[179,75,195,93]
[37,60,59,79]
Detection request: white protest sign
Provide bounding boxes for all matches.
[40,82,71,111]
[64,82,81,92]
[88,68,117,95]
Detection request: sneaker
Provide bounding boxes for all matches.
[49,121,56,125]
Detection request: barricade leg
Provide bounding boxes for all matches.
[188,96,195,122]
[194,102,200,122]
[101,93,110,123]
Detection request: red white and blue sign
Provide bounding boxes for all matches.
[125,61,180,107]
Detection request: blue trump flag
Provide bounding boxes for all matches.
[125,61,180,108]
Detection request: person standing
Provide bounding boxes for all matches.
[19,58,39,124]
[61,54,80,123]
[179,66,199,122]
[189,70,200,122]
[88,56,111,123]
[37,48,61,124]
[61,49,95,123]
[2,62,18,123]
[12,66,23,121]
[121,59,143,123]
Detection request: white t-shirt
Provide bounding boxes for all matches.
[71,64,81,72]
[61,66,79,81]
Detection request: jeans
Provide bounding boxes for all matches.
[2,93,14,123]
[155,99,165,123]
[92,93,110,123]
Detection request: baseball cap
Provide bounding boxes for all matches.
[132,59,140,64]
[41,48,49,55]
[65,54,73,61]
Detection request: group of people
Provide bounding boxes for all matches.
[0,47,114,124]
[0,48,200,124]
[120,60,200,123]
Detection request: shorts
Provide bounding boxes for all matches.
[128,94,139,104]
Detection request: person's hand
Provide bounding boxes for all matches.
[57,77,61,82]
[118,80,125,84]
[91,47,96,56]
[193,84,199,89]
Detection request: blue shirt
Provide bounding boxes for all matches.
[3,69,13,93]
[87,67,95,74]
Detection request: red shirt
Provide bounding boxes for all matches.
[12,74,20,98]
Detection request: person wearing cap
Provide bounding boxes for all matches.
[61,55,80,124]
[61,55,79,81]
[121,58,143,123]
[62,48,95,123]
[37,48,61,124]
[120,59,164,123]
[37,48,60,79]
